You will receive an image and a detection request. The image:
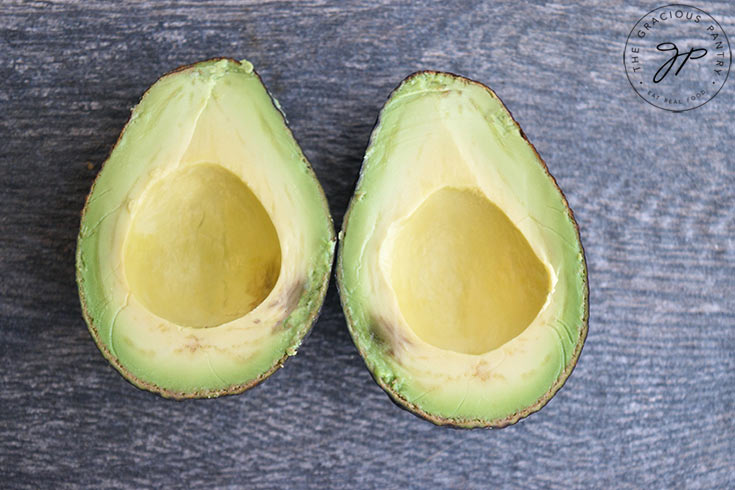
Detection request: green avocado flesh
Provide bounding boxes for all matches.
[337,72,588,427]
[76,59,335,398]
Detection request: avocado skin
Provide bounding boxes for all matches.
[336,71,589,428]
[76,58,335,399]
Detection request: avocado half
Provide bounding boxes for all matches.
[76,58,335,398]
[337,71,588,428]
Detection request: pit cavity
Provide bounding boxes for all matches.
[124,163,281,328]
[390,187,550,355]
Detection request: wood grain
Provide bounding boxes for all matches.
[1,1,733,488]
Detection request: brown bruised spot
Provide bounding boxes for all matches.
[175,334,208,354]
[472,359,506,382]
[252,319,260,324]
[504,344,525,356]
[370,315,413,358]
[473,359,491,381]
[271,280,305,332]
[281,281,304,311]
[121,335,156,358]
[211,345,253,365]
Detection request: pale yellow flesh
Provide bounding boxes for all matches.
[390,186,550,356]
[124,163,281,328]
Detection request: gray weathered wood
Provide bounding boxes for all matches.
[1,1,734,488]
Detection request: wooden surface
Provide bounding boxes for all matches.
[1,1,734,488]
